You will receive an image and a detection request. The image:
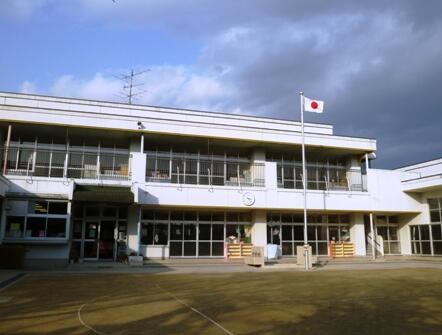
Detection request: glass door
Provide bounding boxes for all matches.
[83,221,99,260]
[99,220,116,259]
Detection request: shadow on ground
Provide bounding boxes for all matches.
[0,268,441,334]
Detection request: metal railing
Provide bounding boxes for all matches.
[276,162,367,192]
[2,146,131,180]
[146,155,265,187]
[367,232,384,256]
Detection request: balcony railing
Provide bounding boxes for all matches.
[2,146,131,180]
[276,161,367,192]
[146,152,265,187]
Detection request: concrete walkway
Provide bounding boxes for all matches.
[13,256,441,276]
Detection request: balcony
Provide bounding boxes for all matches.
[275,161,367,192]
[2,145,131,181]
[146,151,265,187]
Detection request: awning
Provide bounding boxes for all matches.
[73,184,134,203]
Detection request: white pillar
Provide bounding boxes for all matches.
[251,148,266,163]
[131,153,147,183]
[399,214,414,255]
[350,213,366,256]
[129,136,141,153]
[126,205,140,255]
[265,162,278,189]
[251,210,267,256]
[369,212,375,260]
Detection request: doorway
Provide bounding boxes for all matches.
[99,220,116,259]
[72,204,127,261]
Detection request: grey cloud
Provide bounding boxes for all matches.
[11,0,442,168]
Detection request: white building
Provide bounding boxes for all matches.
[0,92,441,266]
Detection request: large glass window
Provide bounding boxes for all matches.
[141,210,169,246]
[5,140,129,179]
[376,216,401,254]
[411,193,442,256]
[429,198,442,223]
[5,200,68,239]
[266,213,350,257]
[272,156,365,191]
[410,225,432,255]
[141,210,250,258]
[145,150,265,187]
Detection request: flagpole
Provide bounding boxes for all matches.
[300,91,309,270]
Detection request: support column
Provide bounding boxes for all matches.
[251,210,267,257]
[137,205,142,256]
[126,205,140,255]
[369,212,375,260]
[251,148,266,186]
[2,125,11,175]
[350,213,366,256]
[0,199,7,245]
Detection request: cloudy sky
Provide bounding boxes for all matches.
[0,0,441,168]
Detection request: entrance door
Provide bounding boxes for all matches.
[99,220,116,259]
[83,221,99,260]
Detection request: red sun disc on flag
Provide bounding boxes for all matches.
[311,101,318,109]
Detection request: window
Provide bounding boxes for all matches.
[145,150,264,187]
[376,216,400,254]
[141,222,168,245]
[5,200,68,239]
[5,216,25,238]
[410,225,433,255]
[139,209,251,257]
[267,213,351,257]
[47,218,67,237]
[429,198,442,223]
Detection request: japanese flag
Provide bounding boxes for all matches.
[304,97,324,113]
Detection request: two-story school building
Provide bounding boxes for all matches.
[0,91,441,267]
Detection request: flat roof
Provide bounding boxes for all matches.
[396,157,442,171]
[0,91,333,129]
[0,91,377,152]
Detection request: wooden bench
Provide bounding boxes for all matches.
[244,246,265,267]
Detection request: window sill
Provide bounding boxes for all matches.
[2,237,68,244]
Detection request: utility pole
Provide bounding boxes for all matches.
[115,68,150,104]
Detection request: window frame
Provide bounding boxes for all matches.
[5,200,69,241]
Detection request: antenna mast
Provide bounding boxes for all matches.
[115,68,150,104]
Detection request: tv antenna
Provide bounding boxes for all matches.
[115,68,150,104]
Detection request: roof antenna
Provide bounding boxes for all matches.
[115,68,150,104]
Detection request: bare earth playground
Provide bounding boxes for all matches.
[0,262,441,335]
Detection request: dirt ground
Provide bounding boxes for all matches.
[0,268,441,335]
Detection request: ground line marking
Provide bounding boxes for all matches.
[156,284,234,335]
[0,273,27,293]
[77,296,109,335]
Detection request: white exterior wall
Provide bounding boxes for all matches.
[137,168,423,213]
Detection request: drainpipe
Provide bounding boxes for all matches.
[369,212,375,260]
[2,125,11,175]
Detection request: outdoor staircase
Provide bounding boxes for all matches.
[366,243,384,258]
[366,243,373,257]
